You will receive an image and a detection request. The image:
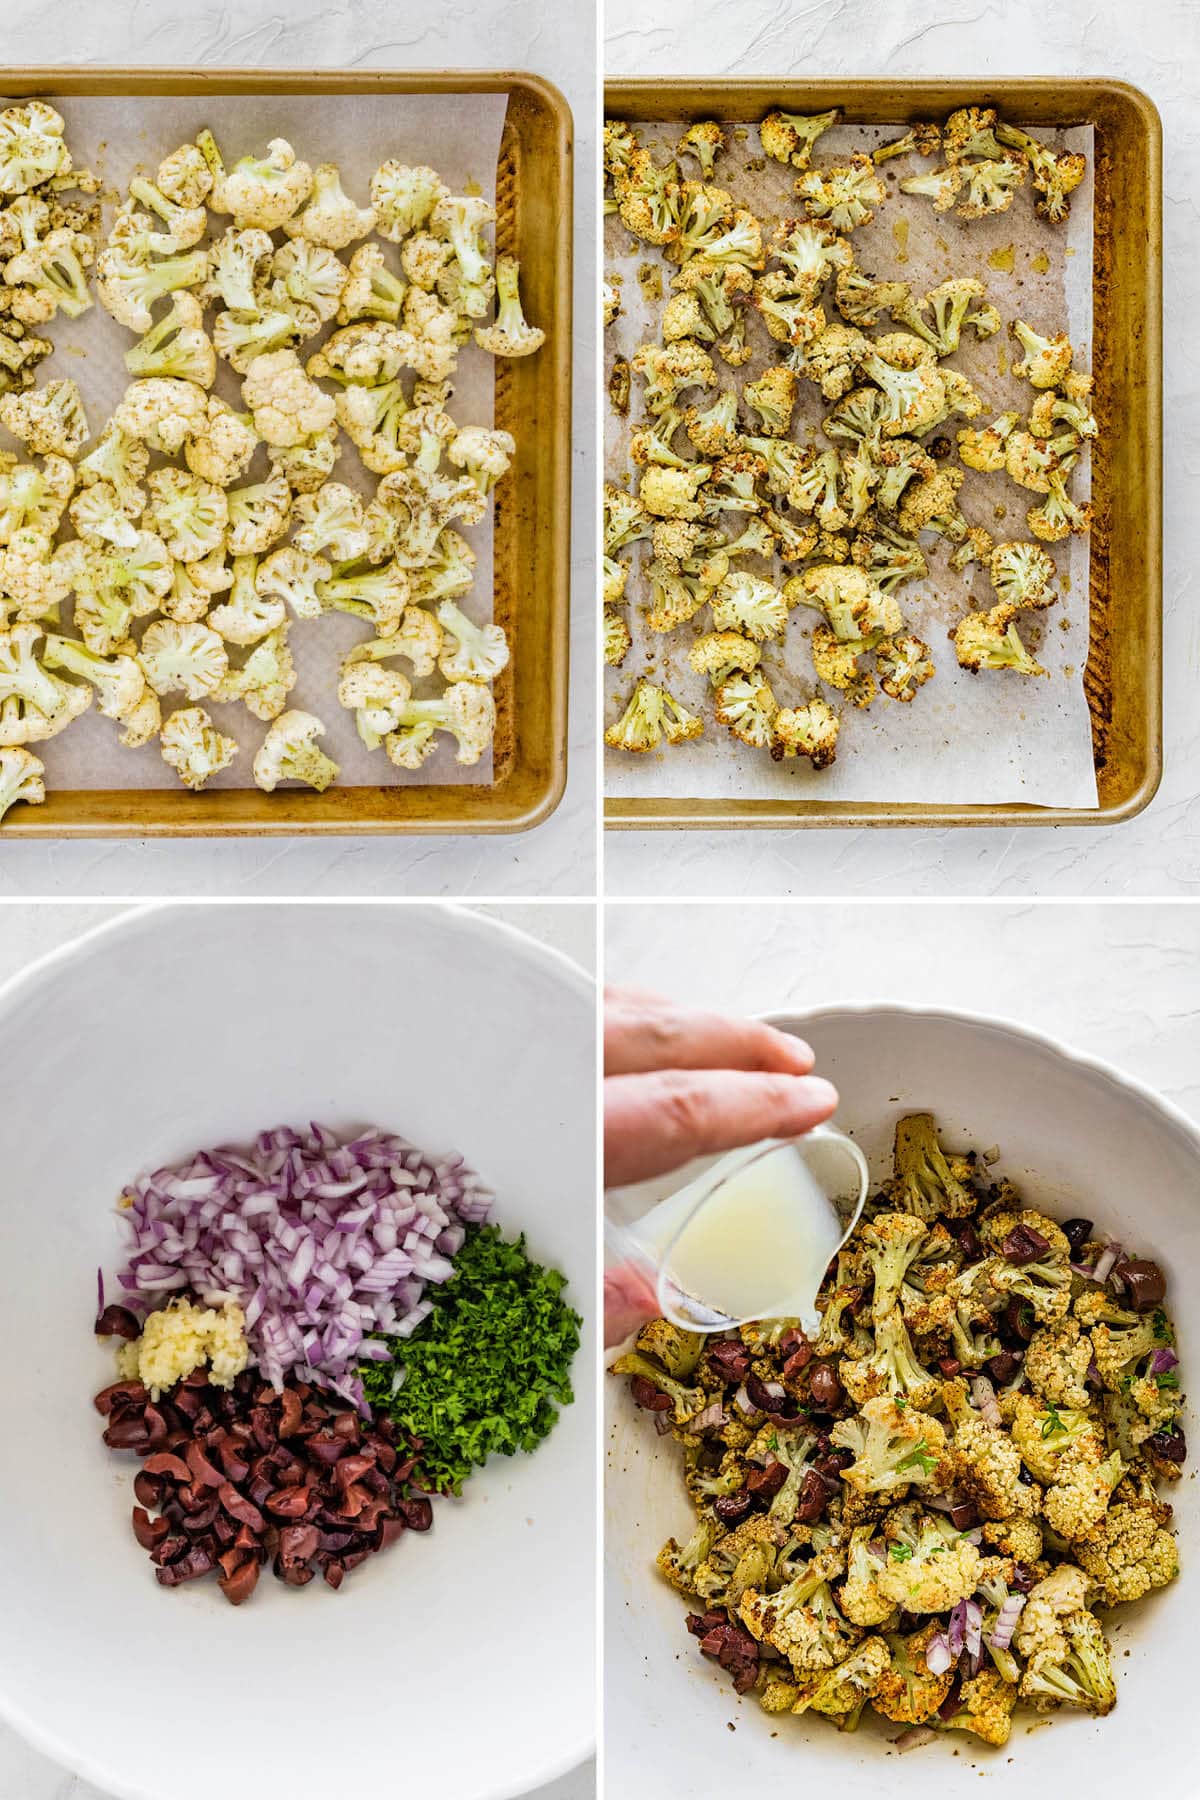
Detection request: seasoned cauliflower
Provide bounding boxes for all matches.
[240,349,336,448]
[139,620,228,701]
[252,708,339,792]
[159,705,237,790]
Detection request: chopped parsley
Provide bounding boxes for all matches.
[1041,1403,1066,1438]
[1155,1371,1180,1391]
[896,1437,936,1476]
[359,1224,581,1495]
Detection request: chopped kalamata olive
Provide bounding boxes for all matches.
[1115,1259,1167,1313]
[686,1609,728,1639]
[986,1350,1022,1384]
[94,1305,141,1340]
[782,1345,814,1383]
[793,1467,830,1523]
[937,1356,962,1378]
[1148,1426,1187,1465]
[93,1379,148,1417]
[1001,1222,1051,1265]
[744,1373,798,1422]
[699,1620,759,1693]
[218,1558,261,1605]
[745,1458,789,1500]
[1062,1217,1094,1255]
[629,1374,671,1413]
[713,1491,754,1525]
[778,1328,809,1358]
[1010,1561,1037,1593]
[399,1497,433,1532]
[131,1506,171,1550]
[97,1365,431,1604]
[1001,1297,1036,1344]
[948,1500,979,1531]
[705,1339,752,1384]
[947,1219,983,1262]
[807,1362,843,1410]
[103,1414,152,1453]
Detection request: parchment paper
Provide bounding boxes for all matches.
[604,120,1098,808]
[0,91,509,790]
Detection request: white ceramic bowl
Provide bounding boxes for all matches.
[0,903,595,1800]
[607,1004,1199,1797]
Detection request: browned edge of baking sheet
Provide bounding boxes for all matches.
[603,77,1162,832]
[0,67,573,838]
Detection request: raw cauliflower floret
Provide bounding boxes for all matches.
[156,142,213,209]
[241,349,336,448]
[112,377,208,456]
[159,705,237,790]
[370,161,448,243]
[183,396,259,488]
[201,131,313,230]
[253,708,339,793]
[0,379,88,458]
[139,620,228,701]
[284,162,374,249]
[212,625,296,722]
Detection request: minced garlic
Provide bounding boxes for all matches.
[116,1296,250,1397]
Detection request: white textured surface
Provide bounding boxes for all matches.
[0,901,595,1800]
[0,0,597,899]
[605,899,1200,1115]
[605,0,1199,896]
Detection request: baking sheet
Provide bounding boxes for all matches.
[2,91,509,790]
[604,119,1098,808]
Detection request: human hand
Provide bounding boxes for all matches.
[604,986,839,1189]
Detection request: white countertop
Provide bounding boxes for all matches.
[0,902,596,1800]
[604,0,1198,897]
[0,0,598,900]
[605,898,1200,1119]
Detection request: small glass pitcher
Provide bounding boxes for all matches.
[605,1125,870,1334]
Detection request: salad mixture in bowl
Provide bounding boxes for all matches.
[614,1113,1183,1748]
[96,1120,580,1602]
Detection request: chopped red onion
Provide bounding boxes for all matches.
[895,1726,936,1752]
[734,1383,756,1417]
[925,1632,953,1676]
[110,1124,492,1410]
[987,1593,1027,1651]
[761,1380,786,1400]
[963,1599,983,1659]
[1093,1242,1121,1285]
[1151,1347,1179,1376]
[690,1401,727,1434]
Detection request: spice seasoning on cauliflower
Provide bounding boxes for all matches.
[115,1296,249,1396]
[604,105,1095,766]
[615,1113,1182,1749]
[0,105,543,823]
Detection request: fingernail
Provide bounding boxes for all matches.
[798,1076,839,1112]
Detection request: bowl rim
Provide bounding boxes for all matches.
[760,998,1200,1162]
[0,899,595,1800]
